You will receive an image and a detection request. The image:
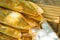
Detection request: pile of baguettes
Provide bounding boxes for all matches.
[0,0,43,40]
[0,0,60,40]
